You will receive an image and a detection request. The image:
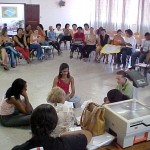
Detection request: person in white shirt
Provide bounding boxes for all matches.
[83,23,90,37]
[54,23,64,40]
[47,87,76,137]
[116,29,136,69]
[130,32,150,69]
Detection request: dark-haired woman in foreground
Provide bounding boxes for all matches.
[12,104,92,150]
[0,78,32,127]
[52,63,80,105]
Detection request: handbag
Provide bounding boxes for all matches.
[80,102,105,136]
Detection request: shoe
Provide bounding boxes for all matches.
[122,66,126,70]
[79,56,83,60]
[70,55,73,59]
[128,66,135,70]
[113,63,116,65]
[105,61,108,64]
[11,65,16,68]
[1,63,9,69]
[26,58,31,64]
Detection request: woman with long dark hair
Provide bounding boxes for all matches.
[0,78,33,127]
[12,104,92,150]
[52,63,80,105]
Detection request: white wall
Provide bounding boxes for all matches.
[0,0,93,30]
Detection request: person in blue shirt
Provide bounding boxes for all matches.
[47,26,61,54]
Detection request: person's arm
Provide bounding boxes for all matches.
[107,36,110,44]
[23,35,28,48]
[21,90,32,113]
[52,77,58,88]
[69,77,75,98]
[30,34,37,43]
[82,33,85,43]
[0,36,3,45]
[8,96,31,114]
[13,36,24,48]
[60,130,92,144]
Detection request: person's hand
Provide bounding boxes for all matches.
[26,45,29,49]
[20,44,24,48]
[21,90,27,97]
[65,94,71,101]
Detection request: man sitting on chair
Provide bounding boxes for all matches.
[70,27,85,59]
[47,26,61,55]
[130,32,150,69]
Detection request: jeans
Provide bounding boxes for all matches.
[131,51,148,67]
[49,41,60,52]
[117,47,132,67]
[5,46,20,66]
[30,44,43,60]
[71,45,83,53]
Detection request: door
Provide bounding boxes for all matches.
[25,4,40,30]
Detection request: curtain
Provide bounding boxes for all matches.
[90,0,150,34]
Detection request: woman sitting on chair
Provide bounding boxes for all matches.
[0,28,21,68]
[0,47,9,70]
[30,30,43,60]
[13,28,31,63]
[111,29,125,65]
[59,23,72,46]
[82,27,100,61]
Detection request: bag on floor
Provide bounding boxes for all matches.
[80,102,105,136]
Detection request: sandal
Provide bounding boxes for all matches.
[2,65,9,71]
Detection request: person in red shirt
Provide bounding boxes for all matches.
[70,27,85,59]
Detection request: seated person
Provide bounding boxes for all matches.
[116,29,136,69]
[96,29,110,64]
[116,70,133,98]
[59,23,72,46]
[0,78,33,127]
[37,24,49,46]
[52,63,81,106]
[0,28,21,68]
[130,32,150,69]
[12,104,92,150]
[13,28,30,63]
[82,27,100,60]
[111,29,125,65]
[71,24,77,38]
[70,27,85,59]
[54,23,64,41]
[30,29,43,60]
[83,23,90,37]
[47,26,61,54]
[103,89,129,104]
[96,27,103,36]
[47,87,76,137]
[0,47,9,70]
[25,24,33,46]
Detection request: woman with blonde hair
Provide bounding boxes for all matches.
[47,87,76,137]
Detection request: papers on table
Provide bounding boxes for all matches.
[135,63,150,68]
[64,101,74,108]
[101,44,121,54]
[87,132,115,150]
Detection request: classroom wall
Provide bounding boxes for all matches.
[0,0,93,30]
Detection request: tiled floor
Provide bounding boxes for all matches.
[0,50,150,150]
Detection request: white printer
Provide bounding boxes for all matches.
[103,99,150,148]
